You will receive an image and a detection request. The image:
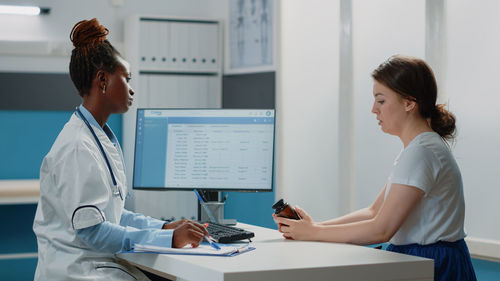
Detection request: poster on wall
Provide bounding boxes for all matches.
[225,0,275,74]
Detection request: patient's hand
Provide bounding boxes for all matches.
[294,206,314,223]
[274,206,317,241]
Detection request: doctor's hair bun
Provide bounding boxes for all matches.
[70,18,109,48]
[69,18,120,97]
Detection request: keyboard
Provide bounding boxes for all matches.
[204,222,255,243]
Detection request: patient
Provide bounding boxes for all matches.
[273,55,477,281]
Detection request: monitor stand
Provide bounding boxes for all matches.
[197,190,237,225]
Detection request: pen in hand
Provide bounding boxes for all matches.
[203,222,220,250]
[204,235,221,250]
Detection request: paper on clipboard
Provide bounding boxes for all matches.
[132,242,254,257]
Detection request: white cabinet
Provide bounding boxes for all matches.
[135,18,220,73]
[123,16,222,220]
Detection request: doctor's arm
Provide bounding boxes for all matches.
[120,209,199,231]
[76,220,207,253]
[120,209,166,229]
[275,183,424,245]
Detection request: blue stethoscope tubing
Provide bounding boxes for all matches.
[75,108,123,200]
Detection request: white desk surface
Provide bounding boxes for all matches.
[117,223,433,281]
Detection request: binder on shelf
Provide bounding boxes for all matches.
[206,24,219,71]
[188,22,201,71]
[159,21,170,69]
[148,75,163,106]
[149,21,161,70]
[198,24,211,72]
[176,22,190,71]
[169,22,181,70]
[138,75,150,107]
[138,21,151,69]
[180,75,194,105]
[207,76,220,107]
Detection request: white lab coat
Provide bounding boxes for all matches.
[33,114,149,281]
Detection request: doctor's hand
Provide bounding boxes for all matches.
[171,221,208,248]
[162,219,191,230]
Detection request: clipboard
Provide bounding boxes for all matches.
[123,242,255,257]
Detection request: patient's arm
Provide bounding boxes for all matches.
[319,185,387,225]
[276,183,424,245]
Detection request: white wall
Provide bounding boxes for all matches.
[445,0,500,242]
[278,0,340,221]
[278,0,426,220]
[352,0,425,209]
[0,0,226,72]
[279,0,500,253]
[0,0,226,41]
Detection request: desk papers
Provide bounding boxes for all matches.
[131,242,254,257]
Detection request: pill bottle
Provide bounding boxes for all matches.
[272,199,301,220]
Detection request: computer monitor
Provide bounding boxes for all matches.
[133,108,275,192]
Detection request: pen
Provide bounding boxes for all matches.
[194,189,206,202]
[204,234,221,250]
[201,190,209,202]
[236,245,250,253]
[221,193,228,203]
[194,189,217,222]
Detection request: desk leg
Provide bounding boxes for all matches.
[121,259,178,281]
[139,267,177,281]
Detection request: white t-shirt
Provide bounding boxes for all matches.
[386,132,466,245]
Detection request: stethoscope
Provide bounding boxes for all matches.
[75,107,124,200]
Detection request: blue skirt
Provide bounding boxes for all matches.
[387,239,477,281]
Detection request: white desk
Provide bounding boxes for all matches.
[117,223,433,281]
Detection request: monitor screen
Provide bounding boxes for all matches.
[133,108,275,191]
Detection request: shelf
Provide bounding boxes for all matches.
[0,180,40,205]
[138,69,220,75]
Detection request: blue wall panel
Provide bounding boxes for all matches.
[0,258,37,281]
[0,110,122,179]
[0,110,122,279]
[0,204,37,254]
[223,191,276,229]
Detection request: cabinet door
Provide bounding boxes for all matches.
[133,74,221,221]
[147,75,220,108]
[127,18,222,221]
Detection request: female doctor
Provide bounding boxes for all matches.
[33,18,207,281]
[273,55,476,281]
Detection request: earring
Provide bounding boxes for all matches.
[102,85,106,94]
